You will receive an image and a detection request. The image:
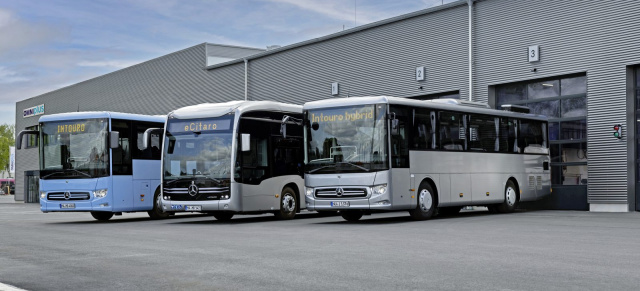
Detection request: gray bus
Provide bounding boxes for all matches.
[157,101,305,221]
[303,96,550,221]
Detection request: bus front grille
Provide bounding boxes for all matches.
[315,188,367,199]
[47,192,91,200]
[164,187,230,201]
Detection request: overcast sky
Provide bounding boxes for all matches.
[0,0,456,125]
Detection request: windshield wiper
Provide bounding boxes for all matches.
[338,162,369,172]
[42,169,92,179]
[308,162,369,174]
[308,164,336,174]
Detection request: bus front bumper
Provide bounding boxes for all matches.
[305,195,393,211]
[40,200,113,212]
[161,199,235,213]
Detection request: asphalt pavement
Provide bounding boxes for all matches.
[1,199,639,291]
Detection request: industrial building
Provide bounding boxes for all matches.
[15,0,640,212]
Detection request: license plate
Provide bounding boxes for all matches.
[185,205,202,211]
[60,203,75,209]
[330,201,350,207]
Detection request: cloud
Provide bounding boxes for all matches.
[265,0,371,23]
[0,66,29,84]
[0,8,68,56]
[77,60,142,69]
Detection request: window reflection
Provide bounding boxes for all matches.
[528,80,559,99]
[560,76,587,96]
[527,101,559,118]
[495,74,587,186]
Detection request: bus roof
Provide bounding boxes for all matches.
[303,96,548,121]
[39,111,166,123]
[169,100,302,119]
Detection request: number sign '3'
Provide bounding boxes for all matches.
[528,45,540,62]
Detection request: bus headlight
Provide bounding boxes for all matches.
[40,191,46,199]
[371,184,387,195]
[93,189,108,198]
[305,187,314,197]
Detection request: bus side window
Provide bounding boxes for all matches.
[439,111,465,151]
[498,118,510,153]
[413,109,436,150]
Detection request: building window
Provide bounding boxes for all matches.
[25,125,39,149]
[496,75,587,186]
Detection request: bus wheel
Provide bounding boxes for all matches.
[409,182,437,220]
[148,189,169,219]
[91,212,114,221]
[497,180,518,213]
[340,211,363,222]
[213,212,234,221]
[275,187,297,220]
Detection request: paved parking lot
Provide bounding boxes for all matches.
[1,197,639,291]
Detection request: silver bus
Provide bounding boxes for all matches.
[303,96,550,221]
[157,101,305,221]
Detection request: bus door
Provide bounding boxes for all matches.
[389,107,412,209]
[111,120,134,212]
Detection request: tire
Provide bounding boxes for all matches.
[212,212,234,221]
[409,182,437,220]
[497,180,518,213]
[147,188,169,220]
[340,211,363,222]
[91,212,114,221]
[438,206,462,216]
[274,187,297,220]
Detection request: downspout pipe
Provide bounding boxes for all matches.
[244,58,248,101]
[468,0,474,102]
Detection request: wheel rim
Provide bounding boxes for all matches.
[282,193,296,213]
[506,187,516,206]
[418,189,432,212]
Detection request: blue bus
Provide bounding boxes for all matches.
[17,112,167,221]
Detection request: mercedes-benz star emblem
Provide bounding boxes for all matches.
[188,181,199,197]
[64,192,70,200]
[336,188,344,197]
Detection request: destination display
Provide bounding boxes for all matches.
[41,119,107,136]
[167,118,232,133]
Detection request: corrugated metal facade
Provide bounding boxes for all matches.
[14,44,248,200]
[240,3,469,104]
[14,1,640,209]
[473,0,640,208]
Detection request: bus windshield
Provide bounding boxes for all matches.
[40,118,109,179]
[305,104,388,173]
[163,116,234,185]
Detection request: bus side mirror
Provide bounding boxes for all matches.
[241,134,250,152]
[391,119,399,135]
[142,128,163,150]
[109,131,120,149]
[16,130,39,150]
[280,123,287,139]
